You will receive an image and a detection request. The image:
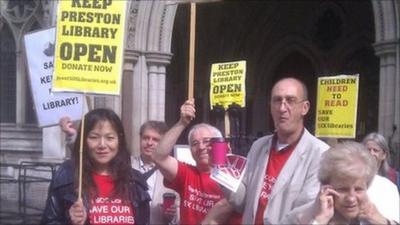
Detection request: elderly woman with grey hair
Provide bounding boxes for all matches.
[286,141,399,225]
[313,141,378,225]
[362,132,398,185]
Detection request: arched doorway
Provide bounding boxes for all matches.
[167,0,379,153]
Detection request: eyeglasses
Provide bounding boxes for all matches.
[271,96,306,109]
[190,138,211,147]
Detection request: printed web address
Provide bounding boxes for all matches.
[56,76,115,84]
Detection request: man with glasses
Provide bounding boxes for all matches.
[152,99,241,225]
[204,77,329,224]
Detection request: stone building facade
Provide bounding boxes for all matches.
[0,1,399,219]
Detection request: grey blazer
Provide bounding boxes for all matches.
[227,129,329,224]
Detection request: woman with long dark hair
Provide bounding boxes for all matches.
[42,108,150,225]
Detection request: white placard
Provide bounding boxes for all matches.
[173,145,196,166]
[24,27,84,127]
[210,154,247,192]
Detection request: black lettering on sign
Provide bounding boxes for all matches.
[218,62,239,70]
[40,75,52,84]
[62,25,118,39]
[43,61,53,69]
[213,84,241,94]
[324,100,348,107]
[42,97,79,110]
[72,0,112,9]
[60,42,116,63]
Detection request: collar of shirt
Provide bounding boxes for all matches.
[272,128,304,152]
[139,157,156,173]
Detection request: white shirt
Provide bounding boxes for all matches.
[367,175,400,223]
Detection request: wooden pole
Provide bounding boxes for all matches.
[78,95,86,199]
[188,2,196,99]
[224,110,232,153]
[224,111,230,138]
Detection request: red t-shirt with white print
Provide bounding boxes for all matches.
[88,173,135,225]
[254,136,297,225]
[164,162,223,225]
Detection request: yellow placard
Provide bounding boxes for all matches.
[209,60,246,109]
[315,74,359,138]
[53,0,127,95]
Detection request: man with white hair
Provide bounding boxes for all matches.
[152,99,241,225]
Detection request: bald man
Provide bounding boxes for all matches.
[205,77,329,225]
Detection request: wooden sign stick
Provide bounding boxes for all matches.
[188,2,196,99]
[78,95,86,199]
[224,110,232,153]
[224,110,230,138]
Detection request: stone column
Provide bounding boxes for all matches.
[372,0,400,169]
[147,52,173,121]
[374,41,397,136]
[122,52,148,155]
[374,39,400,168]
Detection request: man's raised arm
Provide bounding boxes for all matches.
[152,99,195,182]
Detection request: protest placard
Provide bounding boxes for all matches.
[24,27,84,127]
[173,145,196,166]
[209,60,246,109]
[210,154,247,192]
[315,74,359,138]
[52,0,127,95]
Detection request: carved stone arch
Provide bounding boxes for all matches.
[125,1,139,51]
[0,16,16,44]
[0,1,40,49]
[371,0,399,42]
[147,3,165,52]
[19,13,40,41]
[127,1,177,53]
[0,0,42,124]
[128,1,176,52]
[263,35,324,81]
[159,4,178,53]
[129,1,152,51]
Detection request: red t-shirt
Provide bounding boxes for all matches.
[164,162,224,225]
[88,173,135,225]
[254,137,297,225]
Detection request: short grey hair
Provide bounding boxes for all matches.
[362,132,391,177]
[187,123,222,145]
[318,141,377,187]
